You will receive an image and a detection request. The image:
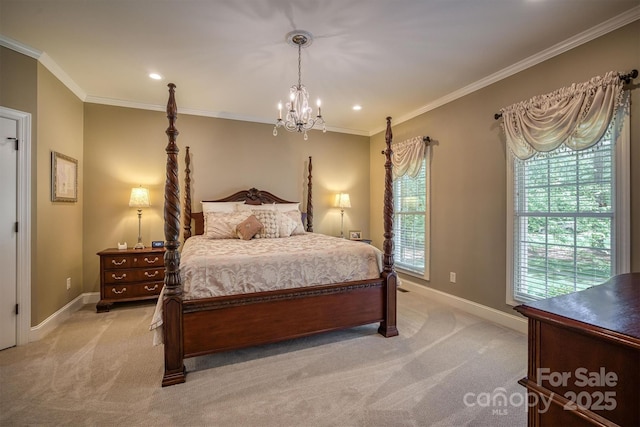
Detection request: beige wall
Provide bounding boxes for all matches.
[370,21,640,315]
[1,46,84,325]
[82,103,371,293]
[35,64,84,325]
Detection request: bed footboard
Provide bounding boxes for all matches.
[182,280,385,357]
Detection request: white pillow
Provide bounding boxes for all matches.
[201,201,244,213]
[284,210,306,235]
[273,202,301,213]
[204,211,251,239]
[276,211,299,237]
[235,203,276,212]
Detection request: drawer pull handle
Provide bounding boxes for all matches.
[144,257,159,264]
[111,259,127,266]
[144,284,159,292]
[111,287,127,294]
[111,273,127,280]
[144,271,159,278]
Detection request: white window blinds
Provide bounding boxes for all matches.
[393,155,428,277]
[391,135,430,277]
[512,141,615,301]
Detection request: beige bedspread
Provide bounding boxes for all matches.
[180,233,382,299]
[151,233,383,344]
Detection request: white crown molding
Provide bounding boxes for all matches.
[38,53,86,101]
[369,5,640,136]
[0,33,41,58]
[85,95,370,136]
[85,95,165,112]
[0,34,86,102]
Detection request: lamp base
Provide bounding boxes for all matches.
[134,209,145,249]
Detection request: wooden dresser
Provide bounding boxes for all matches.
[514,273,640,426]
[96,247,165,312]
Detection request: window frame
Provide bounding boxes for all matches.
[506,114,630,305]
[393,154,430,281]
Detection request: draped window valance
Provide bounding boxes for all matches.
[391,136,428,180]
[499,71,626,160]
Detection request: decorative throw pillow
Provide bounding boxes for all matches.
[236,215,263,240]
[205,211,251,239]
[276,211,299,237]
[252,210,279,238]
[284,210,306,235]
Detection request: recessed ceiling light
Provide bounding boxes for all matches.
[149,73,162,80]
[353,105,362,111]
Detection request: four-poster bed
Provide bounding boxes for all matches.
[158,83,398,386]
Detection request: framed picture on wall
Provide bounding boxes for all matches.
[51,151,78,202]
[349,230,362,240]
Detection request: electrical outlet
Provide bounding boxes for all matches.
[66,277,71,290]
[449,272,456,283]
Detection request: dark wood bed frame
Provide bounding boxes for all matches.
[161,83,398,386]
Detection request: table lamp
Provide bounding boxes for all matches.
[335,193,351,238]
[129,186,150,249]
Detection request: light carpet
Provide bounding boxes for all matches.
[0,290,527,426]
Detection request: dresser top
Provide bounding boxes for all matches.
[97,247,165,256]
[515,273,640,341]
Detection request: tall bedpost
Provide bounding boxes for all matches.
[183,146,192,240]
[306,156,313,232]
[162,83,185,386]
[378,116,399,337]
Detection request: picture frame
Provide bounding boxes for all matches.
[349,230,362,240]
[51,151,78,202]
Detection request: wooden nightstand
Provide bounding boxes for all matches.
[353,239,372,244]
[96,247,165,312]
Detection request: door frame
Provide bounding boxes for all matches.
[1,106,31,345]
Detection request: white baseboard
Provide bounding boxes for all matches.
[399,279,528,334]
[29,292,100,342]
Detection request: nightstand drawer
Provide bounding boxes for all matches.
[104,281,163,300]
[103,255,136,269]
[104,267,165,284]
[103,253,164,269]
[135,254,163,267]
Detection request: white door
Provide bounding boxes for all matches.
[0,116,18,350]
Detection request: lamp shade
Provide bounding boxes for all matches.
[335,193,351,209]
[129,187,150,208]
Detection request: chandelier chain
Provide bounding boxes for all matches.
[298,43,302,89]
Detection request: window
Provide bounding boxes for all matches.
[507,119,629,303]
[393,157,429,278]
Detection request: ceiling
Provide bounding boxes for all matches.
[1,1,638,136]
